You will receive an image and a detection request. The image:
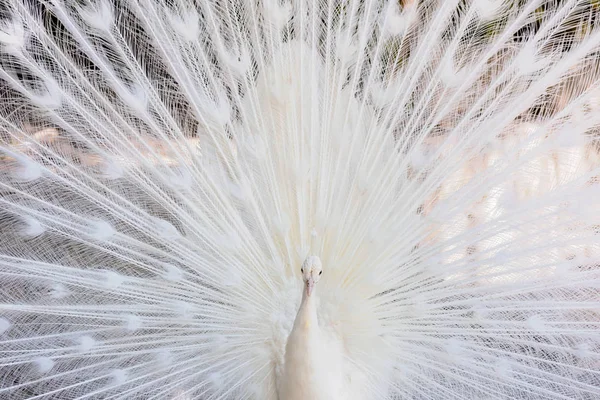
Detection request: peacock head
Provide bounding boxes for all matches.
[300,255,322,296]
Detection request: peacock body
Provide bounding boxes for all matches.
[0,0,599,398]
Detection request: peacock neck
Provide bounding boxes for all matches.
[295,286,319,331]
[280,286,331,400]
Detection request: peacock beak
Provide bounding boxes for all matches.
[306,277,314,296]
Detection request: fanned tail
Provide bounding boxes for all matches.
[1,0,599,399]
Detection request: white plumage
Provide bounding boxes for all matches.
[279,256,339,399]
[0,0,600,399]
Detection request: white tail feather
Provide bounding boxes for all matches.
[1,0,600,398]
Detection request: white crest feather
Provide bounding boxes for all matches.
[474,0,506,21]
[34,357,55,374]
[0,318,10,335]
[168,6,200,41]
[0,17,26,55]
[77,336,97,353]
[87,219,116,241]
[21,216,45,237]
[78,0,114,32]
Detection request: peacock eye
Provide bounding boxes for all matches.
[301,268,304,273]
[319,271,322,275]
